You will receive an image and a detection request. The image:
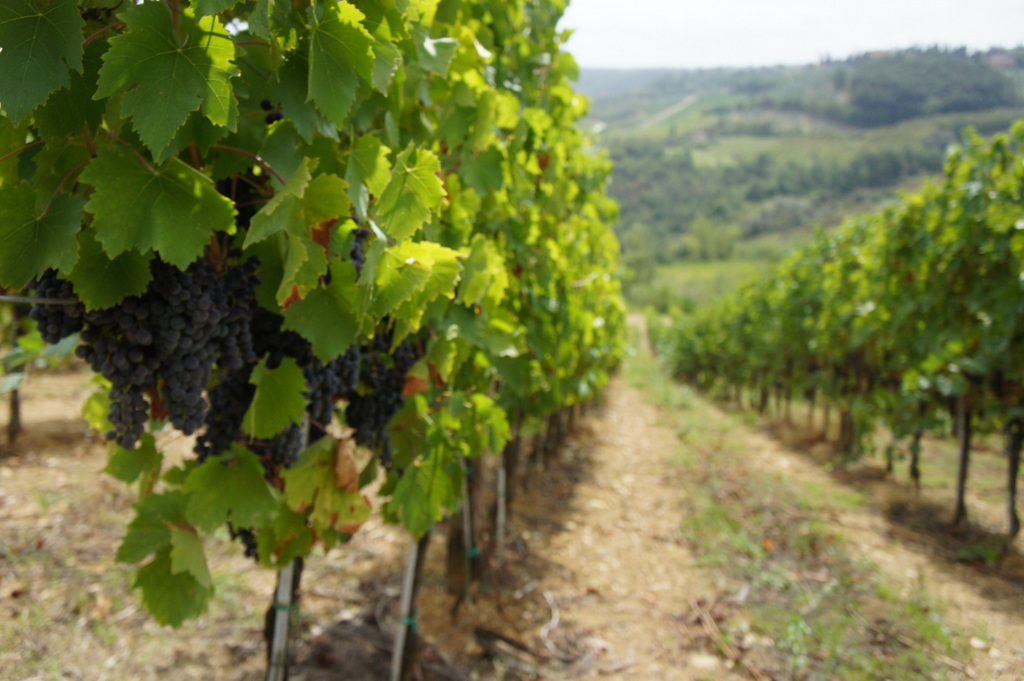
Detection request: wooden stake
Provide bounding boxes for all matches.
[952,395,972,530]
[1004,417,1022,549]
[265,418,309,681]
[391,532,431,681]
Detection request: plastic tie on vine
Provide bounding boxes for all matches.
[400,608,420,633]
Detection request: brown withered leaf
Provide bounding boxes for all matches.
[428,362,447,389]
[147,385,169,421]
[334,437,360,494]
[91,592,112,621]
[310,218,339,251]
[281,285,303,309]
[402,374,430,396]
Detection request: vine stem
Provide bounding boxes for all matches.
[82,126,97,157]
[40,158,91,216]
[236,56,270,82]
[102,130,157,172]
[0,140,45,165]
[459,456,475,604]
[83,20,124,48]
[213,145,288,186]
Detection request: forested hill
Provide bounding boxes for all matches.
[581,47,1024,265]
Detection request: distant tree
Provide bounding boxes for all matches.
[741,197,816,237]
[831,67,848,92]
[619,222,658,288]
[847,49,1018,126]
[687,216,739,261]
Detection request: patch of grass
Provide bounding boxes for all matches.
[648,259,772,308]
[626,329,966,681]
[955,541,1003,567]
[799,478,867,509]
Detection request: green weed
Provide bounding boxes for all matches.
[625,328,965,681]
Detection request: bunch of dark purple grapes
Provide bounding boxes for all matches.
[197,308,362,468]
[27,256,259,449]
[345,329,423,467]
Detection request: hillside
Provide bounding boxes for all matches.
[579,47,1024,278]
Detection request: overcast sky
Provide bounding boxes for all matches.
[558,0,1024,69]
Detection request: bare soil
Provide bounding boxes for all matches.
[1,363,1022,680]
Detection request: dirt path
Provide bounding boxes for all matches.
[639,94,699,130]
[472,377,747,679]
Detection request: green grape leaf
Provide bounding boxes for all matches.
[255,501,314,568]
[414,27,458,77]
[80,391,110,431]
[307,1,375,127]
[370,37,402,92]
[0,118,28,183]
[162,464,193,487]
[158,110,232,166]
[456,235,508,308]
[276,235,323,306]
[387,434,462,538]
[388,393,429,471]
[259,122,311,192]
[133,546,214,627]
[0,0,84,123]
[94,3,237,159]
[245,164,349,241]
[169,527,212,589]
[1,373,25,393]
[183,445,279,533]
[116,491,187,564]
[271,56,338,143]
[80,147,235,269]
[303,173,351,225]
[376,241,462,340]
[81,377,112,432]
[244,159,315,247]
[0,182,83,288]
[446,305,522,359]
[282,436,372,535]
[25,139,92,213]
[346,134,391,218]
[243,357,306,439]
[68,231,153,311]
[194,0,239,15]
[492,355,533,397]
[374,146,445,241]
[105,433,163,489]
[245,163,348,305]
[370,241,460,319]
[461,146,506,195]
[462,393,510,454]
[34,38,107,138]
[438,107,475,148]
[249,0,292,40]
[283,262,363,363]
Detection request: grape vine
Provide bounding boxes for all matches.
[657,122,1024,547]
[0,0,625,635]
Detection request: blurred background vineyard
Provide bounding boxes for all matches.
[574,46,1024,311]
